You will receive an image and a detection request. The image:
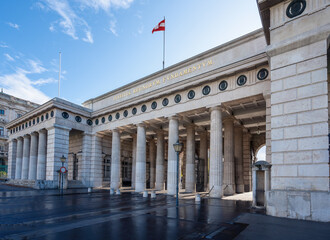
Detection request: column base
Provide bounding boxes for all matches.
[223,184,235,196]
[236,184,244,193]
[209,185,223,198]
[155,182,164,191]
[135,182,145,192]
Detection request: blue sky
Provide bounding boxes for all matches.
[0,0,262,105]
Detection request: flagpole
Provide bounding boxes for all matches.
[58,51,61,98]
[163,16,165,70]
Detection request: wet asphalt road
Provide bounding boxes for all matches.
[0,184,251,240]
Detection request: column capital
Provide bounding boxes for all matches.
[209,106,221,112]
[30,131,39,136]
[112,128,120,133]
[17,136,23,141]
[137,122,146,128]
[23,134,31,139]
[83,132,93,137]
[38,129,47,134]
[47,124,71,132]
[168,115,179,121]
[223,116,235,124]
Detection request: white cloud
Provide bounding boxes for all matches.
[31,78,57,86]
[4,53,15,62]
[79,0,134,11]
[44,0,80,40]
[109,19,118,36]
[82,30,94,43]
[0,42,8,48]
[7,22,20,30]
[28,59,47,74]
[0,69,51,104]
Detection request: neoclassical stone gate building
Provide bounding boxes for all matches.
[6,0,330,221]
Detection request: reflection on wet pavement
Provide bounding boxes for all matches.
[0,184,251,240]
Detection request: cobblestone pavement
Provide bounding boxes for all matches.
[0,184,329,240]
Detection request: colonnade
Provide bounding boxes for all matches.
[10,129,47,181]
[110,107,246,197]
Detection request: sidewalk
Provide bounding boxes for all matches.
[235,213,330,240]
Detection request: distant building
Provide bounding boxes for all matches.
[0,91,38,175]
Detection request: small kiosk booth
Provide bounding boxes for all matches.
[252,161,271,208]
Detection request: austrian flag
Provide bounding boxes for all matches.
[152,19,165,34]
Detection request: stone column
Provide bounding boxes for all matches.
[167,116,179,195]
[37,129,47,180]
[155,130,165,190]
[223,118,235,195]
[185,124,196,192]
[15,137,23,179]
[111,129,121,190]
[234,125,244,193]
[90,134,103,187]
[28,132,38,180]
[243,131,252,192]
[209,107,223,198]
[7,139,17,179]
[199,130,208,191]
[80,133,92,186]
[131,134,137,189]
[21,135,31,180]
[149,138,156,189]
[46,125,70,186]
[135,123,146,192]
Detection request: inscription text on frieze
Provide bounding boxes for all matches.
[113,59,213,101]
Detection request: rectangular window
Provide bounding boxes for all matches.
[0,127,3,136]
[0,110,4,115]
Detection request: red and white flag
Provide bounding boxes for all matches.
[152,19,165,34]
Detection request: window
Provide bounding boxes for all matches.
[0,127,4,136]
[0,110,5,115]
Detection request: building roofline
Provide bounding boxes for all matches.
[83,28,265,106]
[5,97,92,129]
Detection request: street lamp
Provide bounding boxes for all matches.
[60,155,66,195]
[173,140,183,207]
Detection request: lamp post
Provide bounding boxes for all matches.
[60,155,66,195]
[173,140,183,207]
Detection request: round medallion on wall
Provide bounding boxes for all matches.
[37,117,39,123]
[51,111,54,117]
[202,85,211,95]
[237,75,247,86]
[108,115,112,122]
[87,119,93,126]
[95,119,99,125]
[219,80,228,91]
[174,94,181,103]
[46,113,49,120]
[22,124,24,129]
[123,110,128,117]
[75,116,82,122]
[151,101,157,110]
[187,90,195,99]
[62,112,69,119]
[132,107,137,115]
[141,104,147,113]
[162,98,169,106]
[115,112,120,119]
[257,68,269,80]
[102,117,105,123]
[41,115,44,121]
[286,0,306,18]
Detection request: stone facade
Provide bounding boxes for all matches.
[0,92,38,176]
[5,0,330,222]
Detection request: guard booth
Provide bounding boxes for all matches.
[252,161,271,208]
